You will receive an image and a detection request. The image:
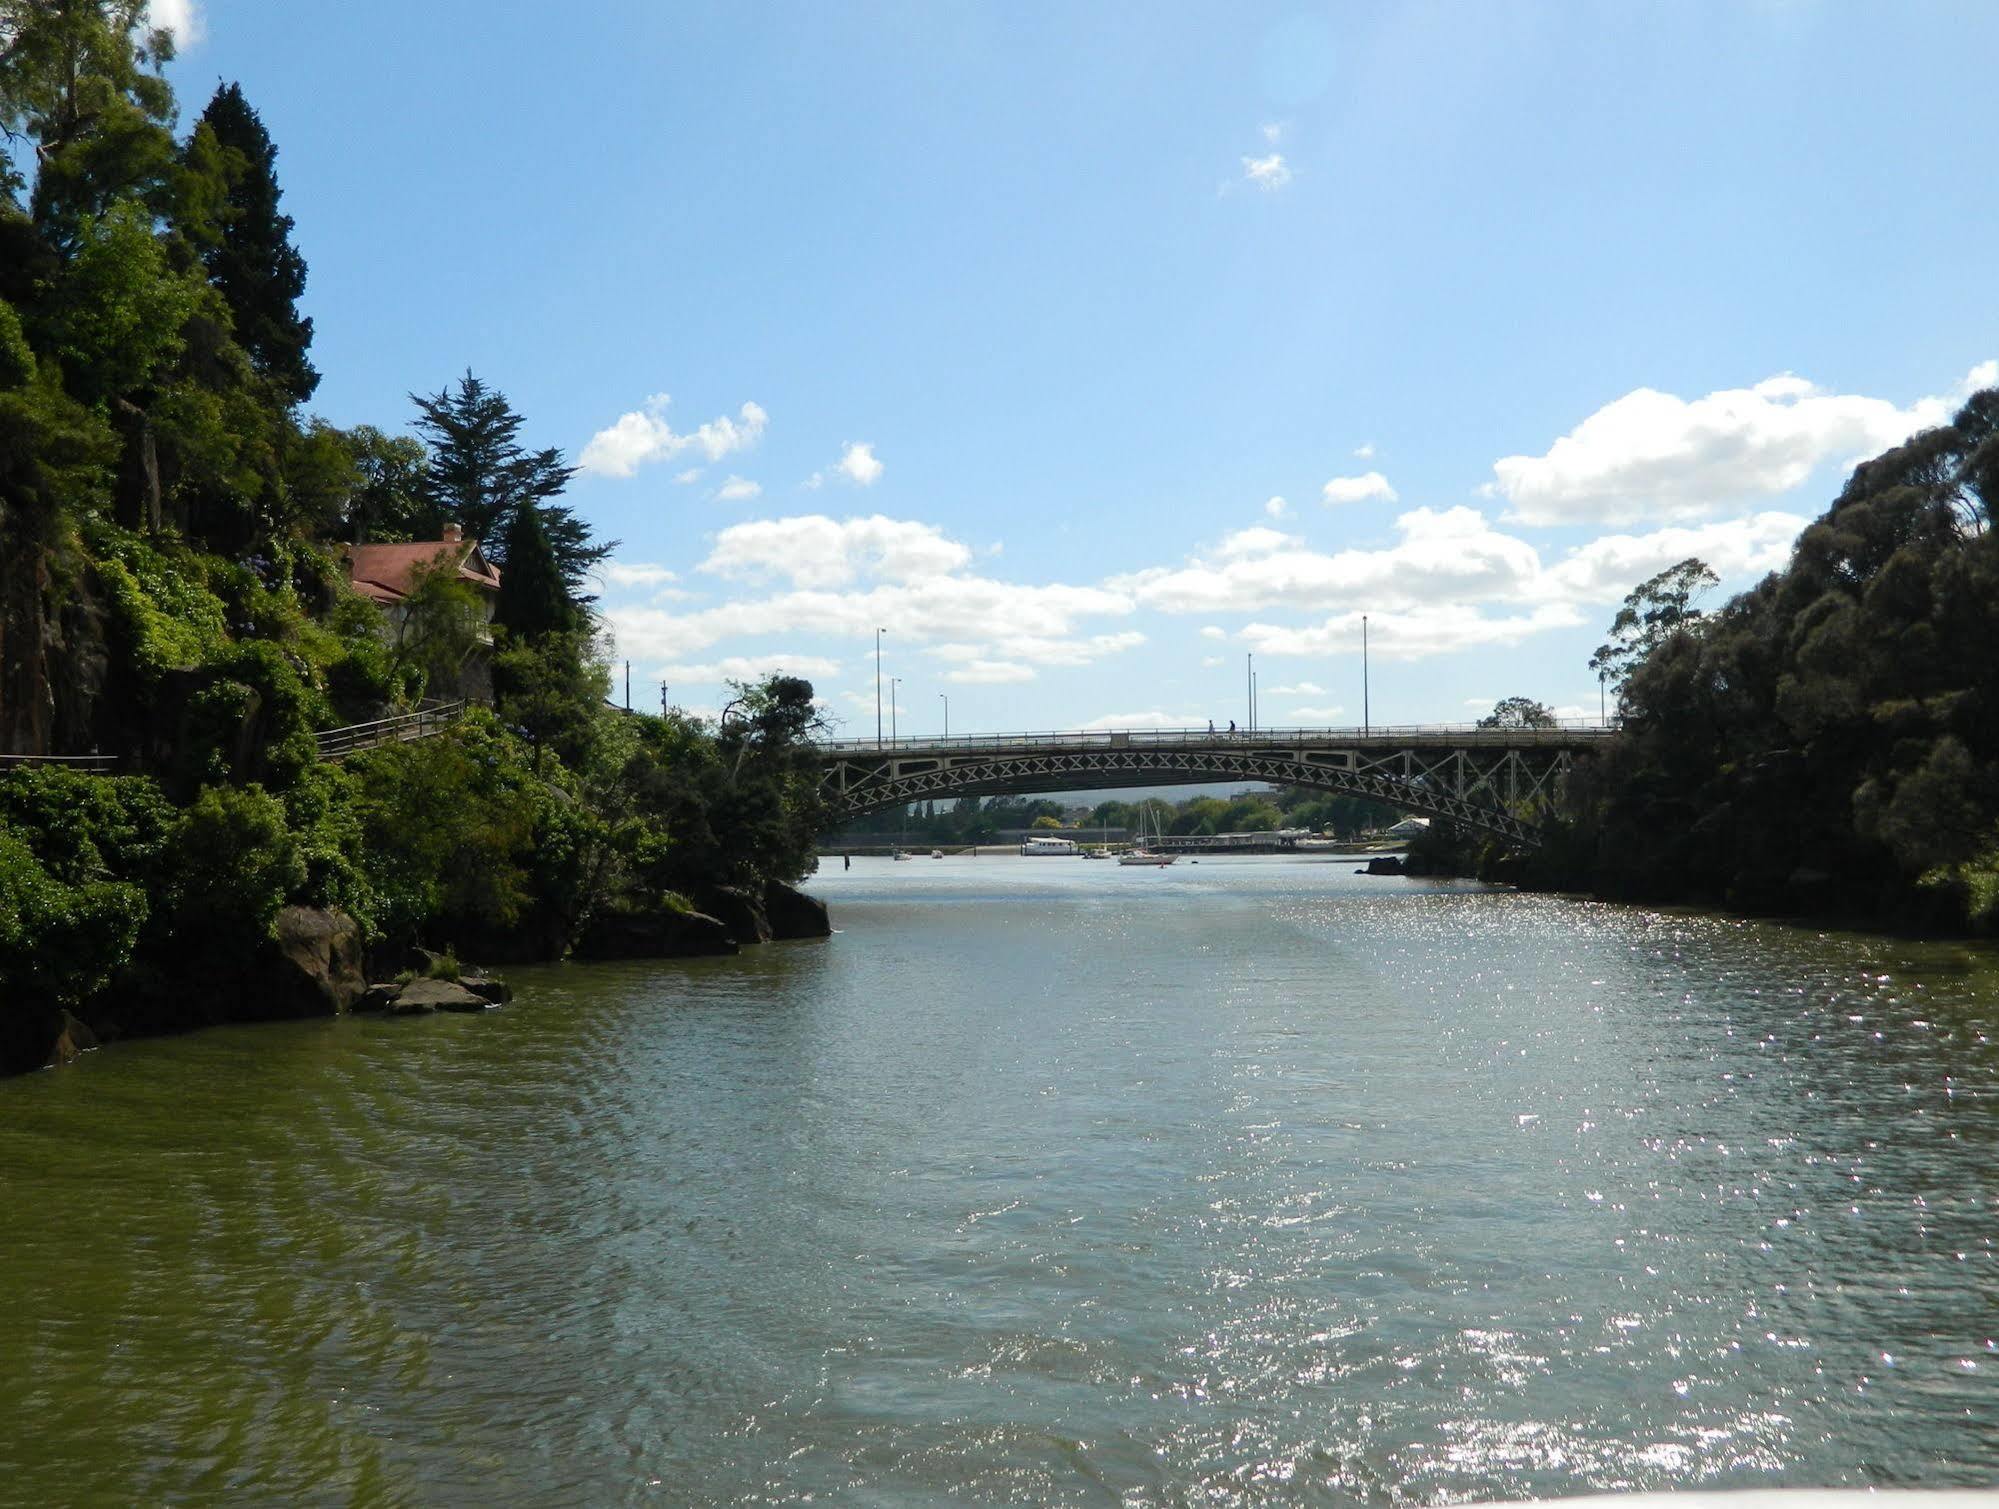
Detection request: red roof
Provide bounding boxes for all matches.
[346,538,500,604]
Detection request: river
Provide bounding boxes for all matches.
[2,856,1996,1505]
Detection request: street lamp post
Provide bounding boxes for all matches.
[1362,614,1370,737]
[940,693,949,740]
[875,628,885,749]
[1599,670,1607,726]
[1246,652,1254,734]
[890,677,900,747]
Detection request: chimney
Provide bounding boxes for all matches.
[442,522,463,544]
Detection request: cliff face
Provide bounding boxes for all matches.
[0,538,112,758]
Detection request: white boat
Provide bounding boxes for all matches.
[1117,807,1177,866]
[892,849,912,861]
[1020,835,1081,856]
[930,849,943,859]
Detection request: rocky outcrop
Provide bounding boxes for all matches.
[392,978,493,1013]
[458,972,511,1005]
[1358,855,1406,876]
[253,906,367,1020]
[573,905,739,959]
[764,880,831,940]
[696,885,772,946]
[43,1010,100,1068]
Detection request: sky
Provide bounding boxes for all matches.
[155,1,1999,737]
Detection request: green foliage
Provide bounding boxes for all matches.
[1556,387,1999,929]
[392,557,488,697]
[168,783,305,942]
[1589,558,1719,693]
[1478,696,1557,729]
[194,82,318,404]
[87,523,231,676]
[411,371,612,599]
[45,201,197,402]
[0,830,146,1012]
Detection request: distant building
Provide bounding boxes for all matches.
[344,523,502,643]
[1383,816,1431,837]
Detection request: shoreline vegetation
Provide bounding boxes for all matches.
[5,10,1998,1079]
[0,15,829,1075]
[1414,388,1999,933]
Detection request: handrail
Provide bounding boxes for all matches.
[0,753,121,772]
[814,720,1620,756]
[314,700,468,760]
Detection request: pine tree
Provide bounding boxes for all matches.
[411,371,613,598]
[195,82,318,404]
[496,501,576,640]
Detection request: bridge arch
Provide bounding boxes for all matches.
[816,728,1604,848]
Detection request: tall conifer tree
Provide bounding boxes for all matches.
[195,82,318,404]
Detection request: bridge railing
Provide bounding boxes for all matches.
[314,700,467,761]
[814,720,1617,756]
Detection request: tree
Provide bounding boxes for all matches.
[410,371,612,599]
[341,425,426,542]
[1589,557,1718,692]
[0,0,181,254]
[495,500,576,639]
[1478,695,1557,729]
[193,83,317,404]
[393,558,487,697]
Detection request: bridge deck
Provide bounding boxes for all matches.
[816,722,1615,757]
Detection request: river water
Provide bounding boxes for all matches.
[2,856,1996,1506]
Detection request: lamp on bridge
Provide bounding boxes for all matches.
[940,692,949,739]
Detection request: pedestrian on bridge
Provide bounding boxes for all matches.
[1228,719,1237,736]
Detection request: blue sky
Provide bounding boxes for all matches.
[160,1,1998,735]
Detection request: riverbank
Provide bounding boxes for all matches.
[7,869,832,1078]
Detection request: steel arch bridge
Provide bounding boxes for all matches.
[815,724,1615,848]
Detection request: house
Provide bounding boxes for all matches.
[344,523,502,642]
[1384,816,1431,838]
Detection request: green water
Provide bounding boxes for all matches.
[3,856,1997,1505]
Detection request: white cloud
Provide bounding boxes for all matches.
[1201,655,1225,668]
[1353,442,1376,460]
[929,632,1144,669]
[712,475,762,503]
[1217,526,1301,558]
[1263,495,1290,520]
[1289,705,1346,721]
[602,561,678,589]
[1200,625,1228,641]
[580,396,768,479]
[1121,506,1541,617]
[1268,682,1326,696]
[606,514,1136,671]
[835,441,884,486]
[1081,711,1208,731]
[1261,122,1283,144]
[1243,603,1585,662]
[1488,363,1992,525]
[1242,153,1292,190]
[1321,470,1398,506]
[943,661,1036,685]
[674,468,704,486]
[656,654,842,685]
[701,515,971,588]
[144,0,202,45]
[1543,511,1808,602]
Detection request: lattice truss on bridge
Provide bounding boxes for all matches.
[818,740,1578,847]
